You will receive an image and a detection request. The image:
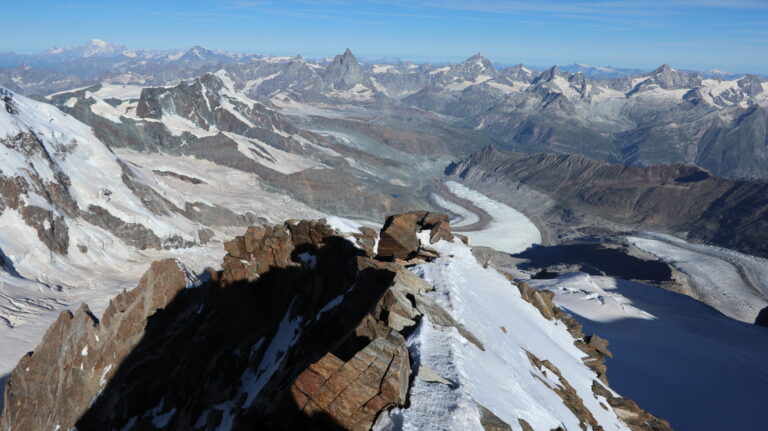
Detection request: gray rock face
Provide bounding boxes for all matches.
[630,64,702,93]
[321,49,375,92]
[0,259,197,431]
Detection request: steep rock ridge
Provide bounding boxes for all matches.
[0,259,201,431]
[1,219,406,430]
[448,146,768,258]
[0,215,669,431]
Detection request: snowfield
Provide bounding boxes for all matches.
[443,181,541,254]
[530,272,768,431]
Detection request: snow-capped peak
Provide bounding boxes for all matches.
[87,38,110,48]
[45,39,128,58]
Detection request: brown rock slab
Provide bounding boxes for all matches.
[290,330,410,431]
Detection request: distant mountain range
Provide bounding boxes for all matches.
[2,40,765,181]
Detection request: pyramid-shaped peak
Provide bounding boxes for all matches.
[650,64,674,75]
[535,65,561,82]
[463,53,492,66]
[323,48,371,91]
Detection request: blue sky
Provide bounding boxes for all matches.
[5,0,768,73]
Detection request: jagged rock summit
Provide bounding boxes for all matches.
[322,48,375,92]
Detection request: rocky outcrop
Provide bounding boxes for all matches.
[592,382,673,431]
[511,280,671,430]
[0,215,463,431]
[378,211,454,260]
[0,218,397,430]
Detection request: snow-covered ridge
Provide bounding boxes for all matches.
[376,233,641,430]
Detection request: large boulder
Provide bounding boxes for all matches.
[377,211,454,259]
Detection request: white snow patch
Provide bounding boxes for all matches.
[372,64,397,74]
[92,83,145,100]
[222,131,324,174]
[99,363,112,386]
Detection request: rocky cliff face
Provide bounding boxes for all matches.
[0,214,671,431]
[449,146,768,258]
